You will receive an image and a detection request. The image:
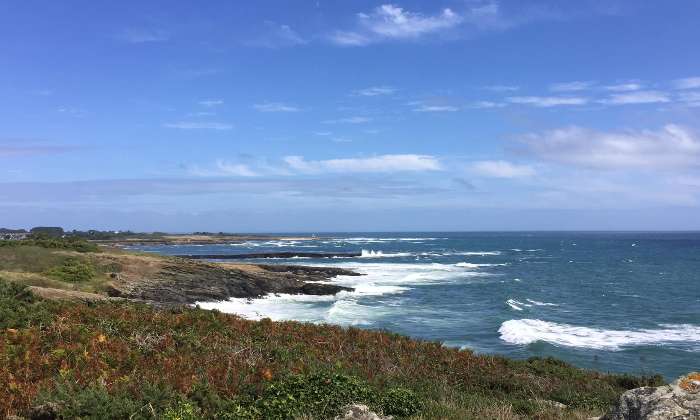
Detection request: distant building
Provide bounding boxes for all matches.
[0,228,28,240]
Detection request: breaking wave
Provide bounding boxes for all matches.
[498,319,700,350]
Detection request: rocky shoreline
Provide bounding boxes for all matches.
[105,256,359,306]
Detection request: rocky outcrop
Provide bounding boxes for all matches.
[335,404,392,420]
[106,257,358,305]
[603,372,700,420]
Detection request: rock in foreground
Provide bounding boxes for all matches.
[603,372,700,420]
[335,404,392,420]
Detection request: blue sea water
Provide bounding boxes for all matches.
[131,232,700,380]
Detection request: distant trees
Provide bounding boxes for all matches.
[30,227,64,238]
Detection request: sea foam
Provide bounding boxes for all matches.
[499,319,700,350]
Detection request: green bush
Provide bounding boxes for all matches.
[34,380,188,420]
[380,387,422,417]
[45,257,96,283]
[0,278,54,329]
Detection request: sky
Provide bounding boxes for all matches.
[1,0,700,232]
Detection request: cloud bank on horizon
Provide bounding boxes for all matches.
[1,0,700,231]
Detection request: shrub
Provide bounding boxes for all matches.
[0,278,54,329]
[45,257,95,283]
[257,372,378,419]
[0,237,99,253]
[380,387,422,417]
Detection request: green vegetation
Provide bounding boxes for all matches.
[0,278,663,419]
[45,257,96,283]
[0,236,100,253]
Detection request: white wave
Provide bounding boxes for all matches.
[499,319,700,350]
[360,249,412,258]
[197,260,488,324]
[452,251,502,256]
[506,299,532,311]
[526,299,558,306]
[455,262,507,269]
[196,293,336,322]
[506,299,524,311]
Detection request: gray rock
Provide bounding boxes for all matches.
[335,404,392,420]
[603,372,700,420]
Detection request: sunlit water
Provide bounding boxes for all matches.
[129,232,700,380]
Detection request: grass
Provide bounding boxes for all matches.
[0,239,122,294]
[0,278,663,419]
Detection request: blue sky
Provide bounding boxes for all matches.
[2,1,700,232]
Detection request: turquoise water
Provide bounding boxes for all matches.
[131,232,700,380]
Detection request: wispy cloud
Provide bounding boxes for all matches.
[245,21,307,48]
[0,139,75,158]
[471,101,506,109]
[163,121,233,130]
[678,91,700,107]
[672,76,700,90]
[482,85,519,92]
[519,124,700,169]
[199,99,224,107]
[604,82,643,92]
[330,4,462,46]
[253,102,300,112]
[413,105,460,112]
[598,90,670,105]
[549,81,596,92]
[353,86,396,96]
[322,116,372,124]
[469,160,536,178]
[284,154,442,173]
[118,28,170,43]
[507,96,588,107]
[57,107,88,117]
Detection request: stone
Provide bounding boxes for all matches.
[334,404,392,420]
[603,372,700,420]
[28,402,59,420]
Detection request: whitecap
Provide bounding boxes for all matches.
[525,299,559,307]
[360,249,412,258]
[498,319,700,350]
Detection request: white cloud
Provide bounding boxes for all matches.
[598,90,670,105]
[519,124,700,169]
[604,82,643,92]
[507,96,588,107]
[413,105,459,112]
[314,131,333,136]
[284,154,442,173]
[163,122,233,130]
[215,160,258,177]
[672,77,700,90]
[470,160,535,178]
[549,81,596,92]
[57,107,87,117]
[118,28,170,43]
[246,22,307,48]
[678,91,700,106]
[330,4,462,46]
[322,116,372,124]
[471,101,506,109]
[353,86,396,96]
[199,99,224,107]
[253,102,300,112]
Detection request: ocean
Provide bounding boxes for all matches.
[130,232,700,380]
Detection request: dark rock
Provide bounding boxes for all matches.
[28,402,59,420]
[109,258,359,305]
